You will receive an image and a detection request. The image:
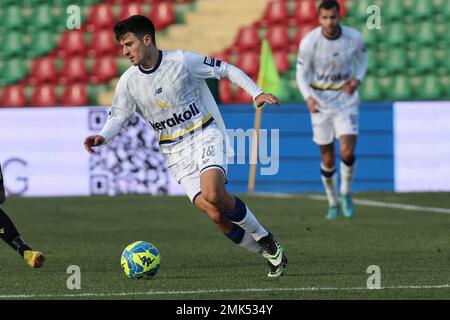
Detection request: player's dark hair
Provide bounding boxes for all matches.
[318,0,340,13]
[114,15,156,46]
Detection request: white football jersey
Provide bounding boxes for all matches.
[296,25,367,111]
[100,50,263,153]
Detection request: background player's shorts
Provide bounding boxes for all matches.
[164,123,228,202]
[310,104,359,145]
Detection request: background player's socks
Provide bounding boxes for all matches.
[321,164,339,207]
[0,209,32,257]
[225,197,268,241]
[340,156,356,196]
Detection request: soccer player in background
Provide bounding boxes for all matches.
[296,0,367,220]
[0,164,45,268]
[83,15,287,277]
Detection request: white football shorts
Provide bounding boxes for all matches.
[310,104,359,145]
[164,123,228,203]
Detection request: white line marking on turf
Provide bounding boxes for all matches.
[0,284,449,299]
[252,193,450,215]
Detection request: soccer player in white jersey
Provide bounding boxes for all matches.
[83,15,287,277]
[296,0,368,220]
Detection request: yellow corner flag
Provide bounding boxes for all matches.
[257,39,281,97]
[248,39,281,193]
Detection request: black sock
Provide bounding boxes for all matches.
[0,208,32,257]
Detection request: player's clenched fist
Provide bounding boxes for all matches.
[84,135,105,154]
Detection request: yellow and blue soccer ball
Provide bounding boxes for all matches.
[121,241,160,280]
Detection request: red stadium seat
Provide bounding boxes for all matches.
[219,80,234,104]
[260,0,289,27]
[273,49,290,73]
[88,29,118,57]
[119,3,144,21]
[290,0,318,26]
[233,25,261,53]
[57,30,86,58]
[90,56,118,84]
[235,51,259,79]
[290,23,317,52]
[86,4,115,32]
[150,3,175,30]
[0,85,26,107]
[234,87,253,104]
[212,50,230,64]
[337,0,347,17]
[30,84,57,107]
[59,56,88,85]
[28,57,58,85]
[266,25,290,51]
[105,0,142,4]
[61,83,88,106]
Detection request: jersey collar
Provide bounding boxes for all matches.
[322,26,342,41]
[138,50,163,74]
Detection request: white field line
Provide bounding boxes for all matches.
[251,193,450,215]
[0,284,449,299]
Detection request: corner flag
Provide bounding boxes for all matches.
[248,39,281,193]
[257,39,281,97]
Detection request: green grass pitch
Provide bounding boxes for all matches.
[0,192,449,300]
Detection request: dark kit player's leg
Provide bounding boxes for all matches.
[0,165,45,268]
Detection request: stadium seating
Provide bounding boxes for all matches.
[2,59,28,85]
[233,25,261,54]
[28,57,58,85]
[0,85,27,107]
[235,51,259,80]
[290,0,318,26]
[85,3,115,32]
[0,31,25,59]
[61,83,89,106]
[266,25,290,51]
[90,55,118,84]
[0,6,25,31]
[30,84,58,106]
[88,29,118,57]
[150,3,176,30]
[0,0,447,106]
[59,56,89,85]
[57,30,87,58]
[260,0,289,27]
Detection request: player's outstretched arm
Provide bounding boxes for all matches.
[254,93,280,108]
[83,135,105,155]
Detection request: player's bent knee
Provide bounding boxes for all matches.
[202,189,225,207]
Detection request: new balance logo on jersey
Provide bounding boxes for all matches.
[150,103,200,131]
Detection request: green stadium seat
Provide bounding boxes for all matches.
[87,84,108,105]
[346,0,371,21]
[379,22,407,47]
[2,58,29,85]
[360,23,378,48]
[0,31,25,59]
[28,4,55,31]
[0,6,25,31]
[359,74,382,102]
[412,21,436,46]
[366,49,377,73]
[381,0,405,21]
[410,48,436,74]
[415,74,442,100]
[27,31,57,58]
[381,47,407,74]
[407,0,434,20]
[278,76,291,103]
[385,75,413,101]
